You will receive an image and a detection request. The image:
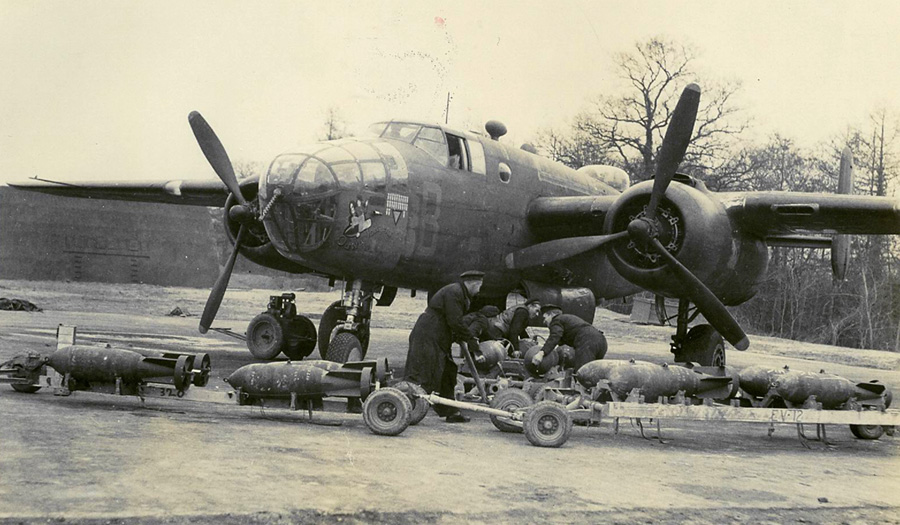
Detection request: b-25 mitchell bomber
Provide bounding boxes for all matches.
[12,85,900,366]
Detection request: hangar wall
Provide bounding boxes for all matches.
[0,187,322,290]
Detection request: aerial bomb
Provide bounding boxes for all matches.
[576,359,734,401]
[773,369,891,409]
[133,349,212,387]
[48,345,194,390]
[576,359,653,389]
[225,359,389,400]
[474,340,507,372]
[738,365,789,397]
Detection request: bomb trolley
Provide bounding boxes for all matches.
[0,325,423,437]
[420,360,900,448]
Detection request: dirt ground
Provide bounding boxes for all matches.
[0,280,899,524]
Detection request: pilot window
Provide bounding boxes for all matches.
[446,134,468,171]
[413,126,449,167]
[383,122,421,143]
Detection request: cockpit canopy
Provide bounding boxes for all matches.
[367,120,486,174]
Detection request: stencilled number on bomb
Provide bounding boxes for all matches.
[416,181,441,257]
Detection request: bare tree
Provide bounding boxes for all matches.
[561,36,746,183]
[320,106,347,141]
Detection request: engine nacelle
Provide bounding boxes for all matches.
[604,178,767,305]
[521,280,596,324]
[223,192,313,274]
[576,165,630,192]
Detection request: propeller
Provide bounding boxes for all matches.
[188,111,250,208]
[505,231,627,270]
[505,83,749,349]
[199,226,246,334]
[188,111,255,334]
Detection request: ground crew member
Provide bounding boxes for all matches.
[403,270,484,423]
[486,299,542,356]
[530,304,607,373]
[462,305,501,342]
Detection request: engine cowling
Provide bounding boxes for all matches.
[222,190,313,274]
[604,177,767,306]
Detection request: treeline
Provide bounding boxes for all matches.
[534,37,899,351]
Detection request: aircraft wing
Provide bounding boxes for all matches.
[722,191,900,240]
[6,177,239,207]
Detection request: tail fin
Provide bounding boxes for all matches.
[831,147,854,281]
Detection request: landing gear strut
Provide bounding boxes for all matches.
[246,293,317,360]
[669,298,726,367]
[318,279,395,363]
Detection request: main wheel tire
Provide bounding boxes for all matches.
[317,301,345,359]
[326,331,364,363]
[282,316,317,361]
[11,383,40,394]
[362,387,412,436]
[680,324,726,366]
[318,302,371,359]
[523,400,573,448]
[850,424,885,440]
[489,388,534,433]
[393,381,429,425]
[246,312,285,360]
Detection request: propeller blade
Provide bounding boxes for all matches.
[199,226,246,334]
[649,238,749,350]
[188,111,248,207]
[505,231,628,269]
[645,83,701,220]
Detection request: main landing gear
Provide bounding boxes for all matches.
[668,298,727,367]
[246,280,395,364]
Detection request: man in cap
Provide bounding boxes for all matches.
[530,304,607,374]
[485,298,542,357]
[404,270,484,423]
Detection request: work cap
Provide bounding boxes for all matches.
[479,305,501,317]
[459,270,485,280]
[540,303,562,314]
[524,298,541,306]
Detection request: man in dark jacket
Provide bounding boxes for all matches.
[404,270,484,422]
[486,298,542,356]
[530,304,607,373]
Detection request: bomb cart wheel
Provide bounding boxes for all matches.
[362,387,412,436]
[173,355,195,391]
[192,353,212,387]
[680,324,726,366]
[11,383,40,394]
[849,424,885,440]
[282,316,317,361]
[393,381,429,425]
[489,388,534,433]
[247,312,285,360]
[326,331,364,363]
[523,401,573,448]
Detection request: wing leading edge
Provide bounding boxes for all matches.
[723,191,900,239]
[6,177,238,207]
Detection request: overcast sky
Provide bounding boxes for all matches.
[1,1,899,184]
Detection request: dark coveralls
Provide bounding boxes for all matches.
[538,313,608,372]
[404,281,479,417]
[486,306,532,354]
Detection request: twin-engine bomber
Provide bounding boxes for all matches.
[11,85,900,365]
